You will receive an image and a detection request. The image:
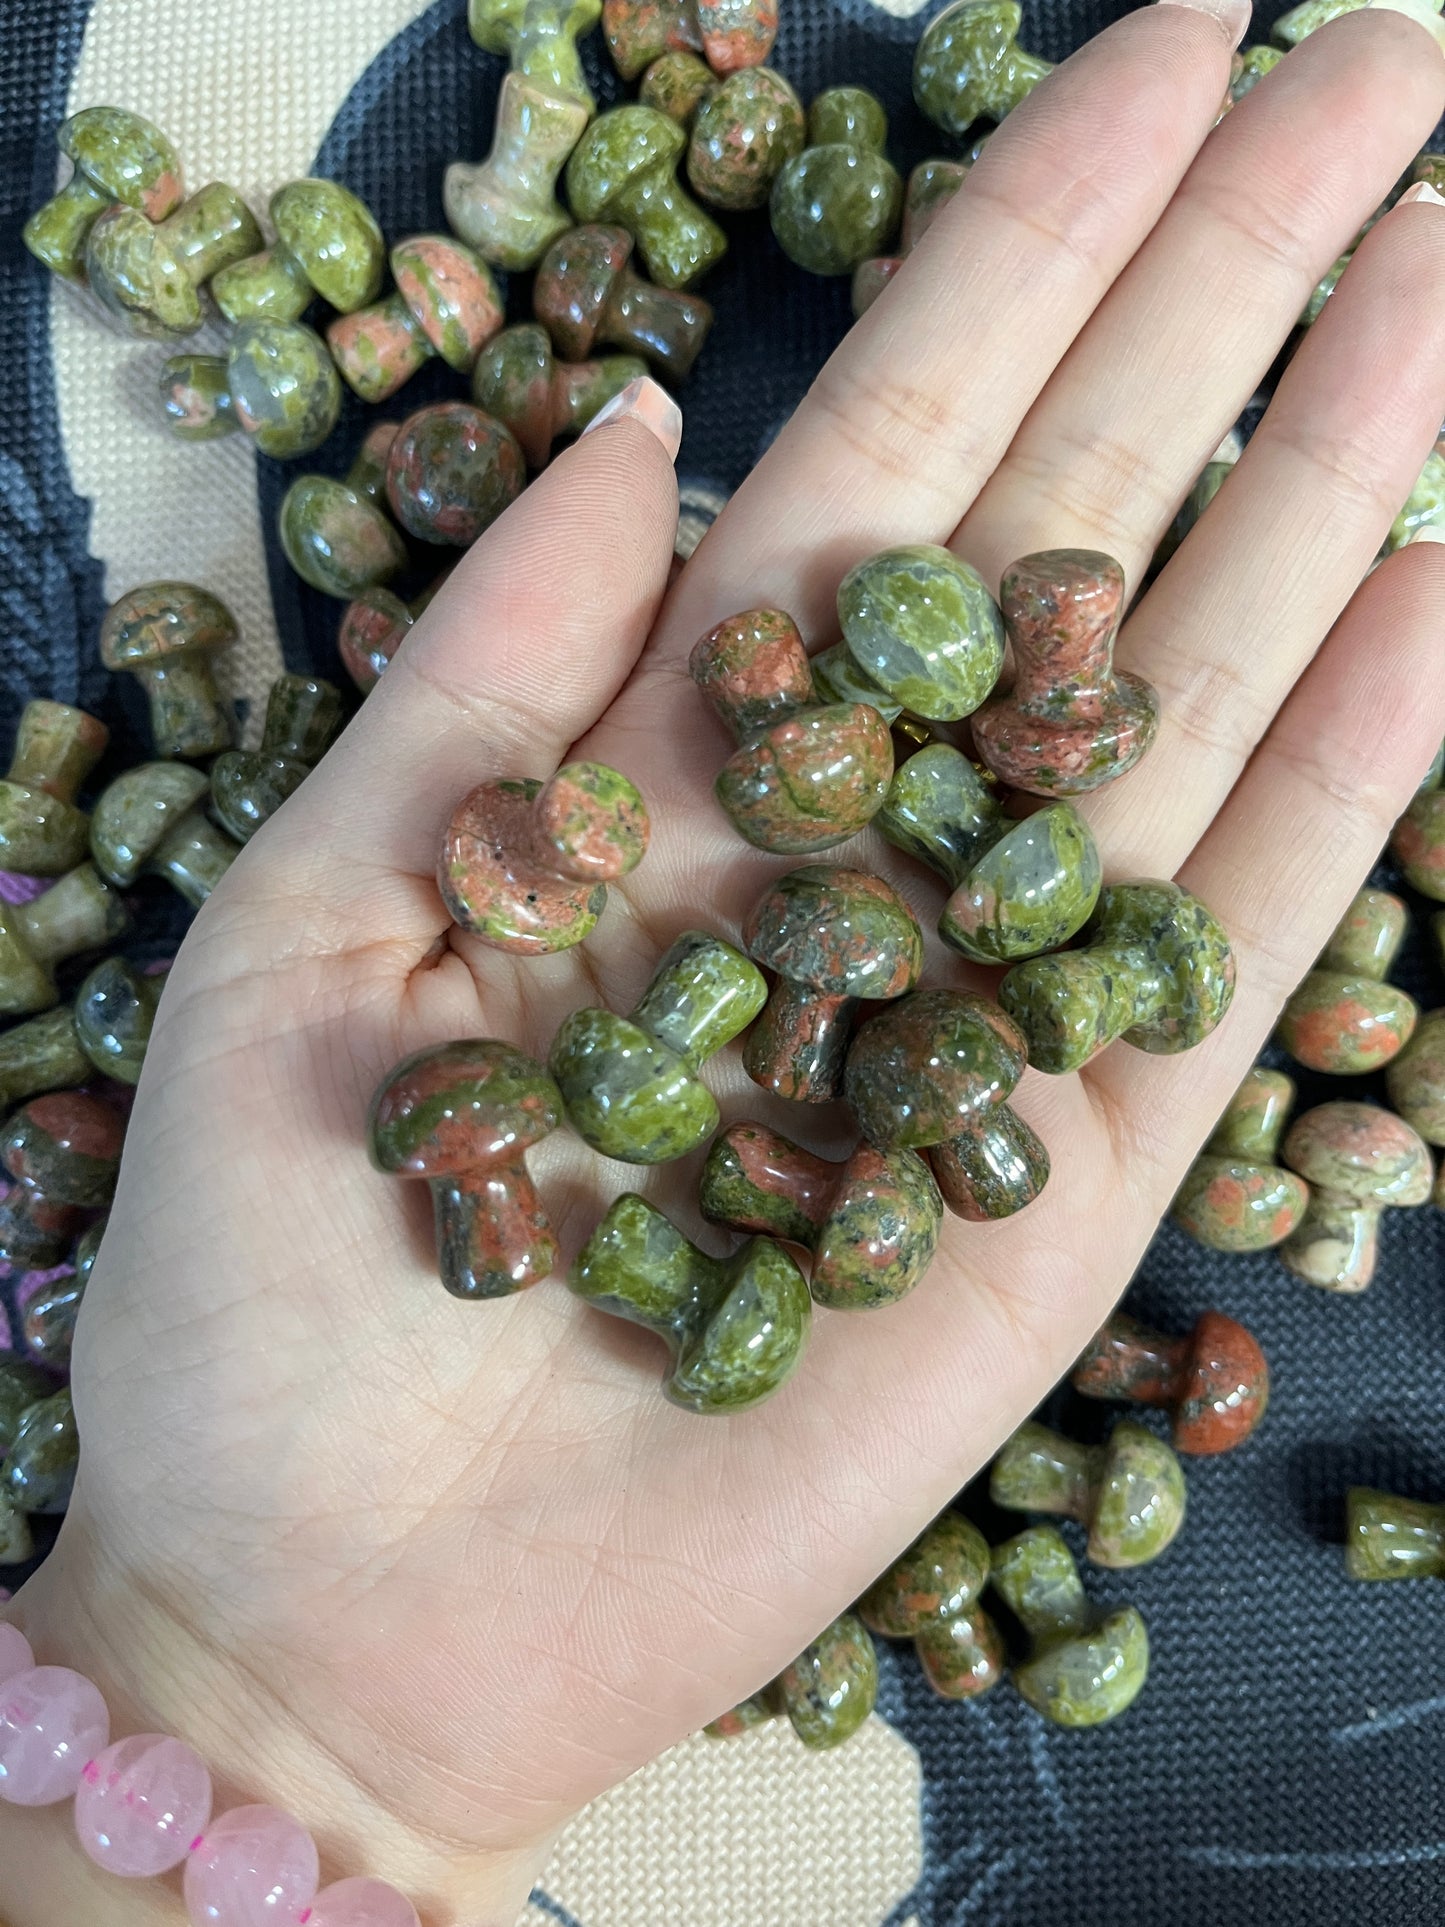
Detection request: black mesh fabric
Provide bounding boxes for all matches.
[4,1,1445,1920]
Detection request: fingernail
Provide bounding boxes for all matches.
[582,376,683,463]
[1156,0,1252,49]
[1400,180,1445,209]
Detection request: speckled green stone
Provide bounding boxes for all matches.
[913,0,1053,136]
[567,106,728,290]
[0,701,108,878]
[1387,1008,1445,1146]
[837,545,1005,722]
[991,1419,1187,1568]
[211,674,343,843]
[1000,880,1235,1074]
[470,0,603,110]
[25,106,184,284]
[0,1005,91,1110]
[1172,1067,1309,1252]
[279,471,408,602]
[73,957,162,1085]
[775,1613,877,1748]
[3,1386,77,1515]
[1387,447,1445,553]
[0,1360,55,1457]
[769,88,900,276]
[858,1512,991,1637]
[1393,791,1445,900]
[0,865,129,1019]
[228,321,342,460]
[99,582,237,762]
[1278,888,1416,1075]
[569,1192,810,1413]
[85,182,262,339]
[642,50,716,121]
[1274,0,1443,46]
[990,1526,1149,1727]
[91,763,238,910]
[270,178,385,313]
[879,743,1100,962]
[550,931,766,1162]
[808,643,904,724]
[1345,1488,1445,1581]
[688,68,805,212]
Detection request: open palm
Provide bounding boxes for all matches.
[10,5,1445,1920]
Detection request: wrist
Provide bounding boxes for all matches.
[1,1516,550,1926]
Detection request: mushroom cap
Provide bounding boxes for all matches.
[59,106,183,218]
[1386,1007,1445,1145]
[743,864,923,996]
[775,1613,878,1749]
[1391,790,1445,901]
[270,178,385,313]
[1088,1420,1187,1567]
[1016,1603,1149,1728]
[100,581,237,672]
[914,0,1026,135]
[391,234,502,370]
[338,586,414,692]
[670,1233,812,1414]
[845,987,1027,1151]
[90,762,209,886]
[3,1091,124,1205]
[1172,1310,1270,1455]
[567,106,687,224]
[73,956,159,1085]
[1098,880,1237,1053]
[467,0,529,53]
[533,224,633,357]
[470,324,556,470]
[1345,1487,1445,1581]
[280,473,408,602]
[838,543,1005,722]
[858,1512,990,1637]
[688,69,806,213]
[1283,1101,1434,1205]
[384,400,527,547]
[537,761,651,883]
[807,85,887,150]
[227,320,342,460]
[369,1038,562,1178]
[769,144,902,277]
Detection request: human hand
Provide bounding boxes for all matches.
[8,2,1445,1920]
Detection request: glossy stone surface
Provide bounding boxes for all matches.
[369,1039,563,1299]
[570,1191,810,1412]
[913,0,1053,136]
[446,75,590,272]
[550,930,766,1161]
[701,1121,942,1309]
[86,182,261,339]
[385,401,526,546]
[641,50,715,120]
[23,1260,87,1372]
[73,956,162,1085]
[0,1361,55,1457]
[1000,880,1236,1075]
[338,573,451,692]
[698,0,777,70]
[1280,1101,1433,1292]
[568,106,728,290]
[604,0,704,80]
[1172,1067,1308,1251]
[770,88,901,276]
[859,1513,1005,1701]
[25,107,183,285]
[0,1664,109,1806]
[470,0,602,108]
[91,763,239,911]
[4,1387,79,1515]
[852,156,968,316]
[75,1733,213,1877]
[280,426,408,602]
[837,544,1004,723]
[184,1804,320,1927]
[162,322,342,461]
[973,550,1159,796]
[307,1879,422,1927]
[688,68,804,211]
[211,675,343,843]
[1279,888,1416,1074]
[1392,791,1445,900]
[440,762,649,953]
[845,988,1047,1220]
[991,1418,1186,1568]
[1387,1008,1445,1146]
[212,178,385,323]
[1072,1309,1269,1456]
[472,322,646,467]
[328,236,504,404]
[0,1092,123,1269]
[1345,1488,1445,1581]
[740,865,921,1101]
[1275,0,1445,44]
[690,607,893,852]
[0,864,129,1019]
[0,1005,90,1111]
[534,224,714,378]
[0,702,107,879]
[99,582,237,761]
[775,1614,877,1748]
[879,743,1100,964]
[989,1526,1149,1727]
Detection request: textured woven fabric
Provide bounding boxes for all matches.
[3,1,1445,1923]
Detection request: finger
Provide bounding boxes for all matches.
[1089,539,1445,1195]
[953,8,1445,589]
[1071,179,1445,883]
[646,0,1246,667]
[260,397,681,900]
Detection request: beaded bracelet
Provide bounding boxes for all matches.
[0,1623,419,1924]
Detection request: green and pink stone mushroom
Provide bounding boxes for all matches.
[84,181,260,339]
[988,1525,1149,1728]
[534,223,715,380]
[337,573,451,693]
[1345,1488,1445,1582]
[1172,1068,1309,1252]
[972,550,1160,796]
[3,1384,79,1520]
[0,959,161,1111]
[740,865,923,1102]
[0,1091,124,1270]
[770,88,901,277]
[567,105,728,290]
[439,761,650,954]
[1392,787,1445,900]
[446,75,591,272]
[327,236,504,405]
[569,1190,810,1414]
[859,1512,1005,1701]
[844,987,1049,1221]
[912,0,1053,136]
[1277,888,1417,1075]
[24,106,184,285]
[700,1121,943,1310]
[384,400,527,547]
[0,701,109,878]
[1278,1101,1434,1292]
[1386,1007,1445,1149]
[641,50,716,121]
[99,581,237,761]
[1072,1309,1270,1456]
[160,320,342,460]
[210,178,385,325]
[689,606,894,853]
[991,1417,1187,1568]
[368,1038,564,1299]
[707,1613,877,1748]
[210,675,344,843]
[469,0,603,110]
[605,0,703,78]
[853,157,968,316]
[0,864,129,1020]
[834,543,1006,723]
[279,425,409,602]
[471,322,647,467]
[90,764,239,911]
[687,67,804,211]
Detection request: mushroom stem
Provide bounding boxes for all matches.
[153,810,239,910]
[991,1423,1099,1527]
[431,1164,558,1299]
[210,243,314,324]
[742,982,856,1102]
[928,1105,1050,1221]
[1072,1313,1187,1410]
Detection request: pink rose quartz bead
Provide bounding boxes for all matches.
[0,1665,110,1805]
[307,1877,423,1927]
[0,1623,34,1684]
[184,1803,320,1926]
[75,1732,214,1878]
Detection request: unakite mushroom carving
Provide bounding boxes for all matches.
[534,224,714,378]
[1279,888,1417,1074]
[1280,1101,1433,1292]
[160,321,342,461]
[85,181,261,338]
[569,1191,810,1413]
[469,0,603,109]
[446,75,591,272]
[210,675,343,844]
[0,701,109,877]
[99,582,237,761]
[1345,1488,1445,1581]
[642,50,716,121]
[24,106,183,284]
[913,0,1053,137]
[210,178,385,324]
[1172,1067,1309,1252]
[73,957,164,1086]
[385,401,527,547]
[567,105,727,290]
[3,1385,79,1517]
[90,764,239,911]
[0,1092,125,1270]
[688,68,804,211]
[991,1418,1187,1567]
[835,543,1005,723]
[700,1121,943,1310]
[328,236,504,405]
[1072,1310,1270,1457]
[0,864,129,1020]
[279,425,409,602]
[853,156,968,316]
[859,1512,1005,1701]
[774,1614,877,1748]
[369,1039,564,1300]
[1387,1008,1445,1146]
[989,1525,1149,1727]
[770,87,901,277]
[1391,789,1445,900]
[604,0,702,81]
[471,322,646,467]
[338,573,450,693]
